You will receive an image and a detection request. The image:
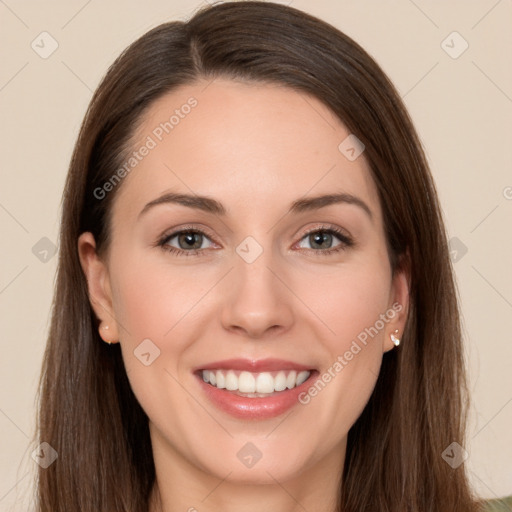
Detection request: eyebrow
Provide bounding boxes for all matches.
[138,191,373,221]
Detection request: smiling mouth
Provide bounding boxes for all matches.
[197,369,314,397]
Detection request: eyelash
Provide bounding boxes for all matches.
[156,224,354,258]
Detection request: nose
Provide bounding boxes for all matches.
[220,246,295,339]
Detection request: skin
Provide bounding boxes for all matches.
[78,78,409,512]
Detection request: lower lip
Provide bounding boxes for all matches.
[195,371,318,420]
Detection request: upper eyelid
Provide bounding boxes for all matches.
[300,224,351,238]
[160,224,219,245]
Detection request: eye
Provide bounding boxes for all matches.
[156,224,354,258]
[295,226,354,255]
[158,227,216,257]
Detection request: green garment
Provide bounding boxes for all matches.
[481,495,512,511]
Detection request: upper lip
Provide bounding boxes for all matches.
[193,358,315,373]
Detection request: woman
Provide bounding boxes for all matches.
[35,2,509,511]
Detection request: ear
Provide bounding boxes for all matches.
[383,252,410,353]
[77,232,119,344]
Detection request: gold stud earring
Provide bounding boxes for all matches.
[390,329,400,347]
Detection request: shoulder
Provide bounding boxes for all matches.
[479,495,512,511]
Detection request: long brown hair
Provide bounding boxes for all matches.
[36,2,481,510]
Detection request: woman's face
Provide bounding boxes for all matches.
[79,78,408,486]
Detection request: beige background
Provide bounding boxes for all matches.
[1,0,511,509]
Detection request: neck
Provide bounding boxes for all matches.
[148,428,346,512]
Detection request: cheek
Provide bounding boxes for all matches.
[110,254,213,343]
[108,257,210,429]
[291,259,392,423]
[107,249,228,381]
[296,258,392,353]
[108,255,213,407]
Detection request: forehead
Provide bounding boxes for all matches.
[111,78,381,226]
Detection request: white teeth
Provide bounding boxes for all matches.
[201,369,311,394]
[296,370,310,386]
[225,370,238,391]
[286,371,297,389]
[274,371,287,392]
[216,370,225,389]
[256,372,274,393]
[239,371,256,393]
